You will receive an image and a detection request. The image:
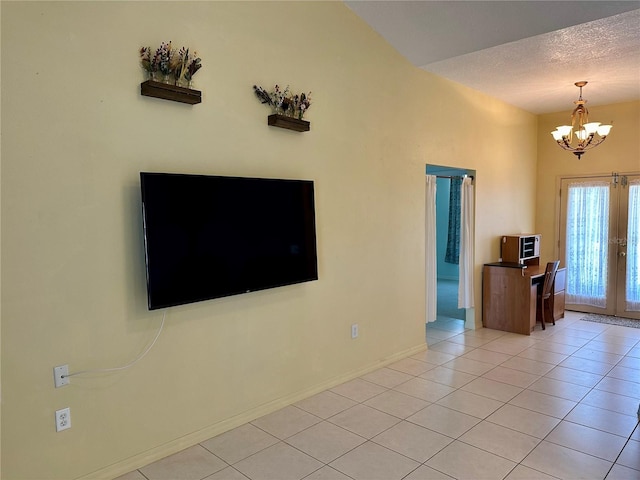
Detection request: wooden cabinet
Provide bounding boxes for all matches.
[483,234,565,335]
[501,234,541,266]
[482,263,566,335]
[482,264,537,335]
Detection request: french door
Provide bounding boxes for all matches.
[559,173,640,319]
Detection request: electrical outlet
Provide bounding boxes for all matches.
[351,324,359,339]
[55,407,71,432]
[54,365,69,388]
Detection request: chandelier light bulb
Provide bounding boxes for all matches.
[583,122,601,135]
[551,130,564,141]
[575,130,588,141]
[597,124,612,136]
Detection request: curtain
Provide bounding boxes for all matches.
[627,179,640,311]
[566,181,610,307]
[458,177,474,309]
[445,176,462,264]
[425,175,438,323]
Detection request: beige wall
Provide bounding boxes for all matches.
[1,2,537,478]
[536,100,640,261]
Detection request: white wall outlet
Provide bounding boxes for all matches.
[55,407,71,432]
[351,324,359,339]
[53,365,69,388]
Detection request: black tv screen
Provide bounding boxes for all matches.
[140,172,318,310]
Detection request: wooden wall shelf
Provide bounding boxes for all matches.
[268,114,310,132]
[141,80,201,105]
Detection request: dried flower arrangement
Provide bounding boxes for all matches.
[140,42,202,88]
[253,84,312,120]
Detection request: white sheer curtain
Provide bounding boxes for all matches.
[566,181,610,307]
[425,175,437,323]
[458,177,474,308]
[626,179,640,311]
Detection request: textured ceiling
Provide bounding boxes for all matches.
[345,1,640,114]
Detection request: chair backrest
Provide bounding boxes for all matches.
[541,261,560,299]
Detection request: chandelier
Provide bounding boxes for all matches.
[550,81,612,160]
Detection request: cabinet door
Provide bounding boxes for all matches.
[483,266,534,335]
[552,268,566,320]
[554,268,566,291]
[501,236,520,263]
[553,292,566,320]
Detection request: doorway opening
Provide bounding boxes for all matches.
[426,165,476,343]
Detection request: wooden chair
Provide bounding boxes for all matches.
[538,261,560,330]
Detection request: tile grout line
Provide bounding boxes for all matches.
[131,314,639,480]
[425,316,640,479]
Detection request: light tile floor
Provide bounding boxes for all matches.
[117,311,640,480]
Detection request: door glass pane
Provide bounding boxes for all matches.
[627,180,640,311]
[566,182,610,307]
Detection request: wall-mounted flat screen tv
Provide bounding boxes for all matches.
[140,172,318,310]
